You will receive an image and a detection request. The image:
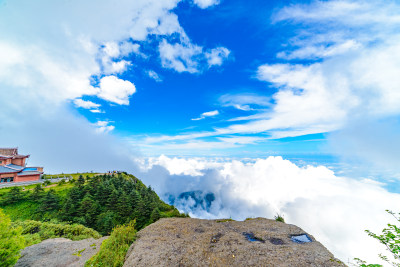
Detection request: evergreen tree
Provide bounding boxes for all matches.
[79,193,99,228]
[95,183,108,207]
[77,175,85,187]
[38,189,59,212]
[96,211,117,235]
[150,207,161,223]
[117,192,132,219]
[130,190,140,211]
[61,197,77,222]
[107,188,120,209]
[135,197,148,229]
[31,184,44,201]
[5,186,24,204]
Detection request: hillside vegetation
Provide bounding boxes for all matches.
[0,172,185,234]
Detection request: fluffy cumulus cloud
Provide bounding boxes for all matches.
[73,99,101,109]
[142,0,400,172]
[136,155,400,264]
[159,39,231,73]
[0,0,188,109]
[205,47,231,67]
[0,0,229,172]
[98,76,136,105]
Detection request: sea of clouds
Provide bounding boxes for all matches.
[135,155,400,265]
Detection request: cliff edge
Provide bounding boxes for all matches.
[124,217,345,267]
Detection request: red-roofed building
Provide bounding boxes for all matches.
[0,148,43,183]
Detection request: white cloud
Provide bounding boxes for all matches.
[100,42,139,74]
[159,39,230,73]
[159,39,203,73]
[219,93,270,111]
[73,99,101,109]
[90,109,104,113]
[276,40,362,60]
[205,47,230,67]
[95,120,115,133]
[143,0,400,165]
[0,0,227,119]
[191,110,219,121]
[192,0,220,9]
[146,70,163,82]
[98,76,136,105]
[137,155,400,265]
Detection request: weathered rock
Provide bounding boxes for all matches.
[124,218,345,267]
[15,237,108,267]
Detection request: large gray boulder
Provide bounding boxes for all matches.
[124,217,345,267]
[15,237,108,267]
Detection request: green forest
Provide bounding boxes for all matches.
[0,172,185,234]
[0,172,187,266]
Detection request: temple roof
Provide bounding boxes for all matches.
[0,165,42,175]
[0,148,29,159]
[0,148,18,156]
[0,165,20,173]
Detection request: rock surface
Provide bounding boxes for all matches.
[15,237,108,267]
[124,217,345,267]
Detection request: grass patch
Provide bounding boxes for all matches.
[274,214,285,223]
[44,172,101,180]
[85,220,136,267]
[1,201,40,221]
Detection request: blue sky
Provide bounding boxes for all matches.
[71,0,334,157]
[1,0,400,263]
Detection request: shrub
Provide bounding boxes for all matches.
[12,220,101,247]
[86,220,136,267]
[274,214,285,223]
[355,210,400,267]
[0,208,25,266]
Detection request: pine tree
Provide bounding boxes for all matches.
[79,193,99,228]
[77,175,85,187]
[31,184,44,201]
[61,197,76,221]
[38,189,60,212]
[96,211,117,235]
[150,207,161,223]
[107,189,120,209]
[5,186,24,204]
[135,197,148,229]
[117,192,132,220]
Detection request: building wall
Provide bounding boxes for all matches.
[15,174,40,182]
[11,158,26,166]
[0,173,17,179]
[0,172,17,183]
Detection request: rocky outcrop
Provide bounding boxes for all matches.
[124,217,345,267]
[15,237,108,267]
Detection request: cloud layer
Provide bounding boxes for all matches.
[137,155,400,264]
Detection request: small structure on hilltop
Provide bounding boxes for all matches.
[0,148,43,183]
